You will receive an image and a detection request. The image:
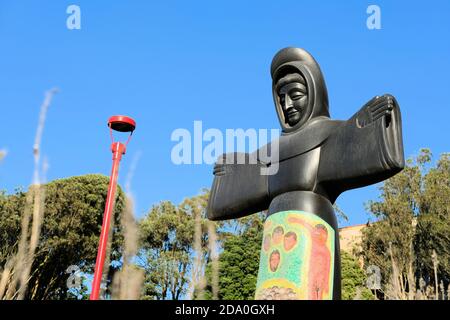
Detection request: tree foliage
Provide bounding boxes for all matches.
[138,192,212,300]
[341,251,375,300]
[360,149,450,299]
[0,174,125,299]
[204,214,264,300]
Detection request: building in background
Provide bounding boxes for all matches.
[339,223,368,255]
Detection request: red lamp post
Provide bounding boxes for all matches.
[90,115,136,300]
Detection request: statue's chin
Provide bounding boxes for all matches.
[287,112,301,127]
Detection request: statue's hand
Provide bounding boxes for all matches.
[212,152,258,177]
[208,152,269,221]
[213,161,226,176]
[356,94,395,128]
[212,153,241,177]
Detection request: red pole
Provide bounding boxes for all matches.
[90,142,126,300]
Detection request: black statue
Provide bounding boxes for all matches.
[207,47,404,300]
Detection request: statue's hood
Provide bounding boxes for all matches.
[271,47,330,134]
[256,47,339,165]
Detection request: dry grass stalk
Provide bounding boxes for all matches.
[0,149,7,162]
[207,221,219,300]
[111,152,144,300]
[0,258,15,298]
[431,249,439,300]
[187,205,204,300]
[0,88,57,300]
[194,207,204,299]
[2,187,35,299]
[17,183,46,300]
[111,196,144,299]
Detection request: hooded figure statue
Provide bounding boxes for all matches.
[207,47,404,300]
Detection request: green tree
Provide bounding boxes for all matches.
[414,152,450,300]
[0,188,26,267]
[204,214,264,300]
[341,251,375,300]
[360,149,450,299]
[0,174,125,299]
[138,192,212,300]
[139,201,191,300]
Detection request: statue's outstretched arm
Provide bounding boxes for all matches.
[207,152,270,221]
[317,94,405,202]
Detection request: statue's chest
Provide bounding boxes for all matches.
[268,148,321,197]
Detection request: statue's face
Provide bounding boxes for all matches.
[277,80,308,127]
[278,82,308,127]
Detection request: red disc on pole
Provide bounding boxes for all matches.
[108,115,136,132]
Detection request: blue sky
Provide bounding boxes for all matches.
[0,1,449,227]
